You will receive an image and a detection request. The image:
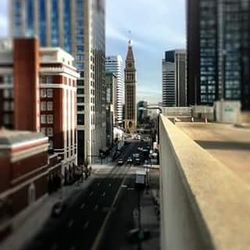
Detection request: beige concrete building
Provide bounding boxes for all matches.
[124,41,137,133]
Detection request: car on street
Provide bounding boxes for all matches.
[117,158,124,166]
[134,157,141,165]
[127,157,133,164]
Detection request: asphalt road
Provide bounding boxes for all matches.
[21,141,146,250]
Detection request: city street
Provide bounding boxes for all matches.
[21,141,150,250]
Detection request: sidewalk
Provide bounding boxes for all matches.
[0,164,113,250]
[140,188,160,250]
[132,188,160,250]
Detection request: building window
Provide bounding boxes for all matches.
[77,97,84,103]
[39,0,47,46]
[77,88,84,95]
[49,140,53,150]
[3,101,10,111]
[27,0,34,34]
[41,89,47,98]
[47,89,53,98]
[47,114,53,124]
[40,75,53,83]
[47,101,53,111]
[41,101,46,111]
[41,127,46,135]
[3,89,13,98]
[78,80,84,86]
[51,0,59,46]
[41,115,46,124]
[4,75,12,85]
[3,114,11,124]
[77,105,85,111]
[47,127,53,136]
[77,114,84,125]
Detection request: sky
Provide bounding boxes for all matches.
[0,0,186,104]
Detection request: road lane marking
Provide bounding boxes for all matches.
[109,183,112,187]
[80,203,85,209]
[102,192,106,197]
[89,191,94,196]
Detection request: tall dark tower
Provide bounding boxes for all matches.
[124,40,137,133]
[187,0,250,111]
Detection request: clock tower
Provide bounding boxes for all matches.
[124,40,137,133]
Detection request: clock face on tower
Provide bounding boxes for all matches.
[128,62,132,68]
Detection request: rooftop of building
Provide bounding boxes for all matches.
[176,122,250,187]
[0,38,76,69]
[0,129,47,146]
[105,55,123,61]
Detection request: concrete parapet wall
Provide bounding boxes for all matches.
[240,112,250,123]
[162,107,192,117]
[159,115,250,250]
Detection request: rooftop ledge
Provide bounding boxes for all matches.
[159,115,250,250]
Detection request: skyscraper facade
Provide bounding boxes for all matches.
[10,0,106,163]
[105,55,123,126]
[124,41,137,133]
[137,100,148,125]
[187,0,250,110]
[105,72,116,147]
[162,50,187,107]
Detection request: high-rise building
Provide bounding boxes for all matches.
[162,50,187,107]
[10,0,106,163]
[187,0,250,110]
[0,38,79,175]
[124,41,137,133]
[105,72,116,147]
[137,100,148,125]
[105,56,123,126]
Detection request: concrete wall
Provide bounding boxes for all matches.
[215,101,241,123]
[160,115,250,250]
[240,112,250,123]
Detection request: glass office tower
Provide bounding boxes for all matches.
[10,0,106,163]
[187,0,250,110]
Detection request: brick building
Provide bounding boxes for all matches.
[0,130,61,239]
[0,38,79,179]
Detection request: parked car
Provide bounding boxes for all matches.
[117,158,124,166]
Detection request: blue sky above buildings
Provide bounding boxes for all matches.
[0,0,186,103]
